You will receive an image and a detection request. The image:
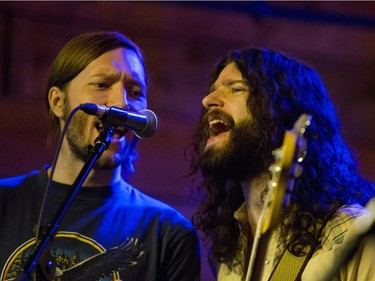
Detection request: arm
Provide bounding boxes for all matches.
[311,198,375,281]
[342,234,375,281]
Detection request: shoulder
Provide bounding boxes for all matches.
[305,201,375,280]
[0,168,48,211]
[123,183,196,231]
[0,169,44,188]
[319,204,368,253]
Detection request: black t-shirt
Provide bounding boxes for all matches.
[0,168,201,281]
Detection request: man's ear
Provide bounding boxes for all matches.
[48,86,66,118]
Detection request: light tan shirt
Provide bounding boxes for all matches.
[217,203,375,281]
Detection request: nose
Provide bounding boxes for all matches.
[202,89,224,109]
[108,85,129,110]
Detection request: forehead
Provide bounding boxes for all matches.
[83,47,146,82]
[210,62,246,90]
[214,62,243,84]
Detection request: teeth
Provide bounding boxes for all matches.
[95,122,103,130]
[209,119,226,126]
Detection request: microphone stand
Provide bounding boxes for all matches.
[16,126,114,281]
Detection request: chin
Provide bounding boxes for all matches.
[94,152,122,170]
[205,137,228,152]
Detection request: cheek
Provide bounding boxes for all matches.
[232,103,251,121]
[128,99,147,112]
[240,97,253,121]
[64,93,83,115]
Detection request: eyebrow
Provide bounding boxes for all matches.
[209,79,248,92]
[222,80,247,86]
[90,72,146,88]
[90,72,121,81]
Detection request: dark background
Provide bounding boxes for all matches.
[1,2,375,280]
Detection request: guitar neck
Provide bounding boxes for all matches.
[245,210,273,281]
[244,113,311,281]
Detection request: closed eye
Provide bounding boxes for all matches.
[221,80,249,95]
[231,87,247,93]
[95,82,110,89]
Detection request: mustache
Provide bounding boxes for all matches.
[202,108,234,126]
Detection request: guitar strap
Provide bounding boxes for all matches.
[267,243,314,281]
[267,214,332,281]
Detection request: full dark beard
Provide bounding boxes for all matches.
[199,120,274,181]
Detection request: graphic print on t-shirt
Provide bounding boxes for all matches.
[1,231,143,281]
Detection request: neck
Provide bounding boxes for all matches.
[49,141,123,187]
[49,163,122,187]
[240,172,269,235]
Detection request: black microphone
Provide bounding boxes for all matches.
[80,103,158,139]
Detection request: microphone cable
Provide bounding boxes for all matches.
[34,105,81,241]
